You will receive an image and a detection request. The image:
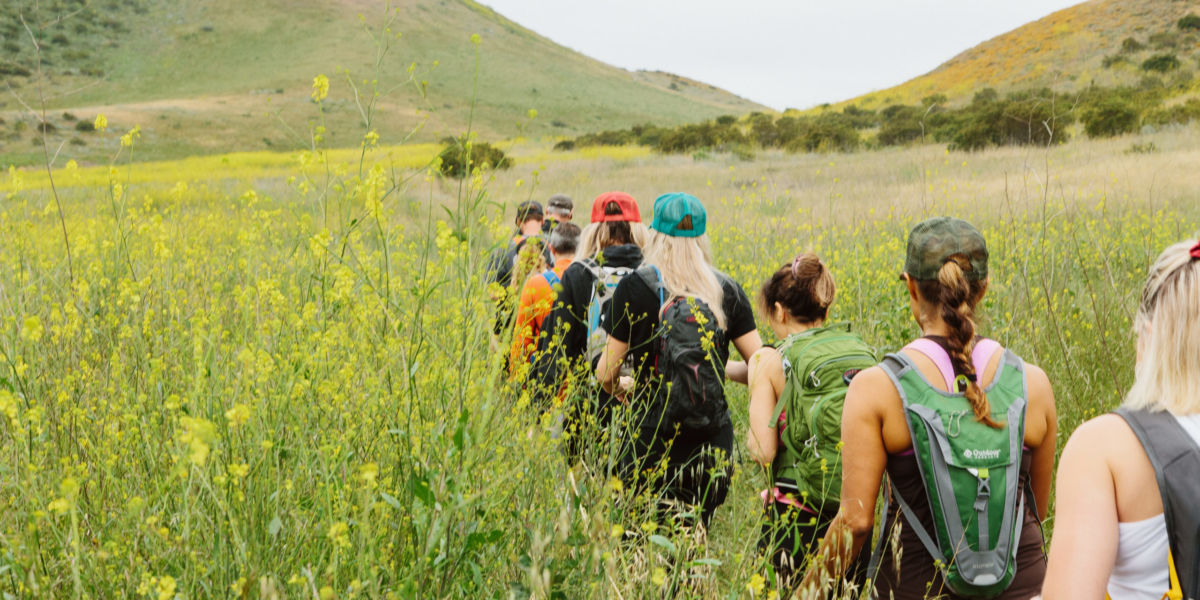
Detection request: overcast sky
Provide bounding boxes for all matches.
[482,0,1084,110]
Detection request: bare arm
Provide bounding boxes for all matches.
[1024,364,1057,518]
[746,347,784,466]
[800,367,891,596]
[725,330,764,385]
[595,336,630,398]
[1041,418,1120,600]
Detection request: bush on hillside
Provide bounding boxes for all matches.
[789,113,860,153]
[436,137,511,178]
[1102,54,1130,69]
[948,89,1074,151]
[1143,98,1200,126]
[876,105,926,146]
[1081,94,1141,138]
[1178,14,1200,31]
[1148,32,1179,50]
[1142,54,1181,72]
[1121,37,1146,53]
[841,104,878,130]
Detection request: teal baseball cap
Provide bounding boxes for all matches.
[651,192,707,238]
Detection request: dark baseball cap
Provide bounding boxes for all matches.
[546,194,573,212]
[514,200,544,224]
[903,217,988,281]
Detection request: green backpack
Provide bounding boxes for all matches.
[770,323,877,516]
[873,348,1031,598]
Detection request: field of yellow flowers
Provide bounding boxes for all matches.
[1,117,1197,599]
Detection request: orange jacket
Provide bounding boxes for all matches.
[509,257,573,373]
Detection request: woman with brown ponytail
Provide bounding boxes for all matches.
[747,253,876,588]
[800,217,1058,600]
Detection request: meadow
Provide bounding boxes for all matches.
[1,113,1198,600]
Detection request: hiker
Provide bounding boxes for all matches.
[488,200,547,336]
[529,192,648,422]
[542,194,574,234]
[800,217,1057,600]
[509,223,581,376]
[595,192,762,527]
[1041,239,1200,600]
[746,253,877,586]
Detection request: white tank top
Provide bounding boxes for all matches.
[1107,413,1200,600]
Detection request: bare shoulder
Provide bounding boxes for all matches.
[1020,361,1057,408]
[845,365,900,411]
[1064,413,1138,457]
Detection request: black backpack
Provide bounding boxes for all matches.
[637,266,728,438]
[1115,407,1200,600]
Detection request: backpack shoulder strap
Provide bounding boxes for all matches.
[1114,407,1200,598]
[541,270,560,287]
[635,265,666,307]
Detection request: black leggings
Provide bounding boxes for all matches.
[623,421,734,527]
[759,499,871,594]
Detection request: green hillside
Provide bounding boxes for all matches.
[0,0,765,165]
[830,0,1200,110]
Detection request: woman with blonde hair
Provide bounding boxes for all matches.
[595,192,762,526]
[1042,239,1200,600]
[530,193,647,421]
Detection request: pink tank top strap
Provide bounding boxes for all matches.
[971,338,1002,376]
[903,337,1003,392]
[903,338,956,391]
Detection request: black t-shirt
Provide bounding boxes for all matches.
[604,267,757,383]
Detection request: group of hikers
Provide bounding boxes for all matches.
[486,192,1200,600]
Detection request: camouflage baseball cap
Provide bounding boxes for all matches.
[903,217,989,281]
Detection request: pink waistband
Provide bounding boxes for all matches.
[760,487,818,513]
[903,337,1001,392]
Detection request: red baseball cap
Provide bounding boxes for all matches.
[590,192,641,223]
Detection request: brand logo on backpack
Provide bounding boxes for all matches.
[963,448,1002,460]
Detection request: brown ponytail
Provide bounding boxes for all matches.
[759,253,836,324]
[918,255,1001,428]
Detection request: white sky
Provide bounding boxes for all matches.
[482,0,1084,110]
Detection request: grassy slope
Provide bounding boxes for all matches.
[828,0,1200,110]
[0,0,765,165]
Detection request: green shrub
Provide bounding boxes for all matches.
[75,120,96,132]
[1149,32,1178,49]
[552,139,574,151]
[0,62,32,77]
[1121,37,1146,53]
[1102,54,1130,69]
[1142,54,1181,72]
[876,105,925,146]
[1178,14,1200,31]
[1143,99,1200,126]
[436,137,511,178]
[1126,142,1158,154]
[1082,95,1141,138]
[841,104,878,129]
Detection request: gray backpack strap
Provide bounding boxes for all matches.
[1115,407,1200,598]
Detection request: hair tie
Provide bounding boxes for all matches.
[1190,239,1200,260]
[791,255,804,278]
[954,373,976,392]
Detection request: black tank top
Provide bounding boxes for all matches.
[871,451,1047,599]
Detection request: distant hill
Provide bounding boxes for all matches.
[0,0,766,165]
[828,0,1200,110]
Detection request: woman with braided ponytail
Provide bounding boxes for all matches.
[800,217,1058,600]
